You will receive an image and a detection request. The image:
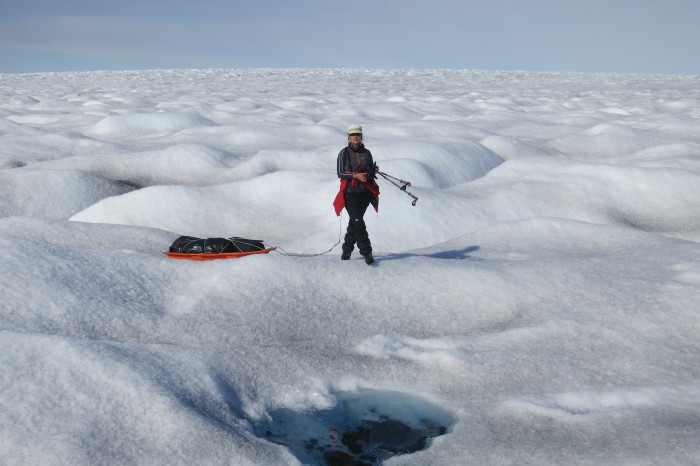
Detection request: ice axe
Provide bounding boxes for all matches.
[377,170,418,206]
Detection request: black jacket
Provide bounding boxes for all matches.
[337,144,374,193]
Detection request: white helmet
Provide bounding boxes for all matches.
[347,124,362,135]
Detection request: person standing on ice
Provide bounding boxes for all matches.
[333,124,380,265]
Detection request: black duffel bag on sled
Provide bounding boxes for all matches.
[165,236,273,260]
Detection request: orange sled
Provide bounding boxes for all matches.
[164,247,276,261]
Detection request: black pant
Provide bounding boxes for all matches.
[342,191,373,256]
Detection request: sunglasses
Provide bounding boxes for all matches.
[349,133,362,137]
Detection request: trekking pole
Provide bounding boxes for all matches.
[378,171,412,186]
[377,171,419,206]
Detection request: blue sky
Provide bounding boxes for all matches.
[1,0,698,74]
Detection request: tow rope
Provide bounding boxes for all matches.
[273,213,344,257]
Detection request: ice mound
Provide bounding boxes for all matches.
[36,143,241,187]
[89,112,216,140]
[0,117,45,136]
[0,169,134,219]
[502,383,700,417]
[371,139,504,188]
[544,122,665,160]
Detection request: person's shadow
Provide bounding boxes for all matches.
[377,246,480,262]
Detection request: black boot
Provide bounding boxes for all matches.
[341,251,351,260]
[364,252,374,265]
